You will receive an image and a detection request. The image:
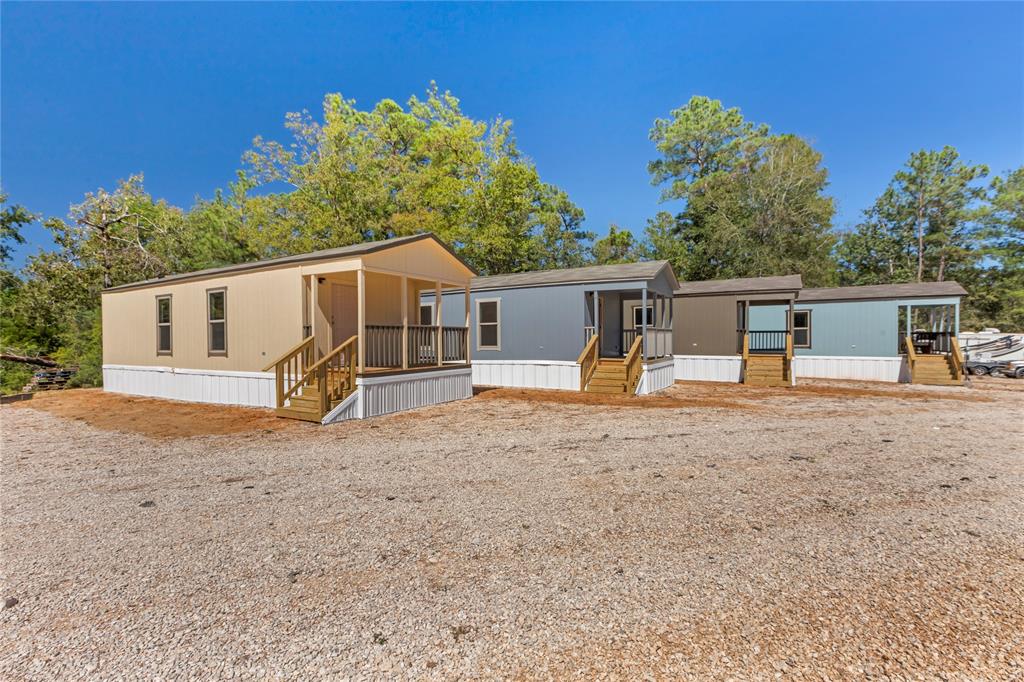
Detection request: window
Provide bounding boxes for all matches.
[633,305,654,329]
[419,302,434,326]
[156,295,172,355]
[477,298,500,350]
[207,288,227,355]
[792,310,811,348]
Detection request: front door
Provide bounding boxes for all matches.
[330,283,357,348]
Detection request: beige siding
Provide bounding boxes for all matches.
[102,265,304,372]
[361,239,473,284]
[102,237,473,374]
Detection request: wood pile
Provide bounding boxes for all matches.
[22,367,78,392]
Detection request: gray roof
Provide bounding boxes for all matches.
[103,233,475,293]
[674,274,803,296]
[472,260,678,291]
[799,281,968,302]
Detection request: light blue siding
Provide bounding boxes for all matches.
[748,297,961,357]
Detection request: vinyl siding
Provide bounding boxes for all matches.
[747,297,961,357]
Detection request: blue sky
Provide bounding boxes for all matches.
[2,2,1022,268]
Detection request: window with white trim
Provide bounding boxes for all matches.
[476,298,500,350]
[792,309,811,348]
[633,305,654,329]
[156,295,172,355]
[419,302,434,326]
[207,288,227,355]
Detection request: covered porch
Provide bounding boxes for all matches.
[577,265,678,395]
[738,294,797,387]
[264,236,475,422]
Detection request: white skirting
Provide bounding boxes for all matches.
[471,360,581,391]
[673,355,743,383]
[102,364,276,408]
[793,356,908,383]
[323,366,473,424]
[672,355,910,384]
[637,358,675,395]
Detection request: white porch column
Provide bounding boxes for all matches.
[310,275,320,358]
[435,280,443,367]
[401,275,409,370]
[357,268,366,372]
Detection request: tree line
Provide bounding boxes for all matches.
[1,88,1020,392]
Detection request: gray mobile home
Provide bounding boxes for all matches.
[426,261,679,393]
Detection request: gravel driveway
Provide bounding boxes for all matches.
[2,380,1022,679]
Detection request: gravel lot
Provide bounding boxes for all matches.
[2,379,1023,680]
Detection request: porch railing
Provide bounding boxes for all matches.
[441,326,468,362]
[365,325,404,368]
[407,325,437,367]
[746,330,789,354]
[623,327,672,359]
[364,324,469,368]
[909,330,955,355]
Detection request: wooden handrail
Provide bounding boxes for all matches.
[578,333,600,391]
[950,336,964,379]
[263,336,314,372]
[904,335,917,382]
[577,333,599,364]
[265,336,315,408]
[785,331,794,385]
[624,335,643,394]
[741,332,750,361]
[303,335,357,378]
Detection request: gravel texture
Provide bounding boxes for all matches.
[1,379,1023,680]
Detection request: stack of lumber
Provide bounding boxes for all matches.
[22,367,78,392]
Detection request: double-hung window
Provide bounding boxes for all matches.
[476,298,500,350]
[792,310,811,348]
[633,305,654,329]
[207,288,227,355]
[156,295,172,355]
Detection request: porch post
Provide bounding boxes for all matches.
[954,303,960,336]
[357,268,366,372]
[310,275,320,359]
[435,280,443,366]
[592,291,599,346]
[401,275,409,370]
[464,284,471,364]
[641,286,649,360]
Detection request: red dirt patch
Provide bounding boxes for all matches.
[474,378,994,410]
[8,389,307,439]
[473,386,756,410]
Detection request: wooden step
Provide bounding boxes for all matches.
[275,406,323,422]
[586,383,627,394]
[589,377,629,387]
[592,369,627,379]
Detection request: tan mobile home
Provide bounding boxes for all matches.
[102,234,476,423]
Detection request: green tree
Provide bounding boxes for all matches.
[646,97,837,285]
[964,167,1024,329]
[593,224,641,264]
[837,147,989,284]
[1,191,33,265]
[240,84,589,273]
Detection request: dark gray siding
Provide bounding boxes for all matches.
[672,295,739,355]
